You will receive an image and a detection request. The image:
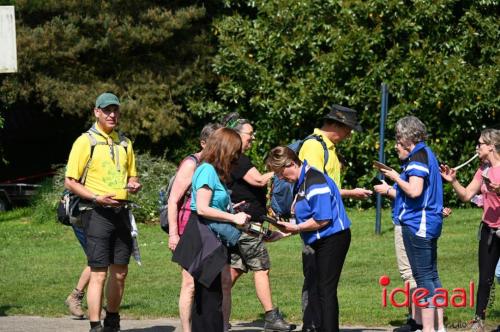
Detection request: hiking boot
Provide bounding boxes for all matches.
[393,318,423,332]
[103,312,121,332]
[264,307,296,332]
[470,316,484,332]
[65,289,85,318]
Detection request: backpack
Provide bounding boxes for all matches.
[270,134,328,217]
[159,154,199,234]
[56,128,128,226]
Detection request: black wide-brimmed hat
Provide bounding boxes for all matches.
[324,104,363,131]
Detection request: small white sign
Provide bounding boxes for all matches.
[0,6,17,73]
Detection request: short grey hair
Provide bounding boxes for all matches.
[200,123,222,142]
[395,116,428,144]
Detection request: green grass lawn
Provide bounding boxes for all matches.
[0,207,498,328]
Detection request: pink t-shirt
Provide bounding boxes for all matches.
[474,165,500,227]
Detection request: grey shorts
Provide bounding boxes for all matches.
[230,232,270,272]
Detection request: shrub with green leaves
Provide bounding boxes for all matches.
[190,0,499,207]
[31,167,65,224]
[132,152,176,223]
[31,152,176,224]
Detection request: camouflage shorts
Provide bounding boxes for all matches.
[230,232,270,272]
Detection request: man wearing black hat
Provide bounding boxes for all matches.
[64,92,141,332]
[297,104,372,332]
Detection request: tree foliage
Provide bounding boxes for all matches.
[1,0,499,206]
[191,0,499,205]
[0,0,218,142]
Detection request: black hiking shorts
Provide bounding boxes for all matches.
[81,206,132,268]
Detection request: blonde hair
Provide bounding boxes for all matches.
[266,146,301,173]
[480,128,500,153]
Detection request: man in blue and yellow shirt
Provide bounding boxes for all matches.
[65,92,141,332]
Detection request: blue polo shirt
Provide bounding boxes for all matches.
[294,160,351,245]
[393,142,443,239]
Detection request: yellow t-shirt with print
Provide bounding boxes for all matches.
[65,124,137,200]
[298,128,342,189]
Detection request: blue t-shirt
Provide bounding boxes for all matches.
[294,160,351,245]
[393,142,443,239]
[190,163,241,247]
[191,163,230,213]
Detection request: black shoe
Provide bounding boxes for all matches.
[89,326,103,332]
[102,325,120,332]
[103,312,120,332]
[264,307,296,331]
[302,328,318,332]
[393,318,422,332]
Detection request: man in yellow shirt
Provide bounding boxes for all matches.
[298,104,371,332]
[65,92,141,332]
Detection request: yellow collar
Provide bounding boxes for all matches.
[313,128,335,149]
[94,122,119,142]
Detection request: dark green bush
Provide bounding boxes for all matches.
[190,0,499,207]
[31,168,64,225]
[132,152,176,223]
[31,153,176,224]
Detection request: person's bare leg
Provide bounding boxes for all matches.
[87,267,107,322]
[230,266,243,286]
[76,266,91,291]
[179,269,195,332]
[223,265,241,331]
[421,307,434,332]
[435,307,445,331]
[254,270,273,312]
[414,304,422,325]
[105,264,128,313]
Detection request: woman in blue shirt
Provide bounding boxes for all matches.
[377,116,444,332]
[177,127,250,332]
[266,146,351,332]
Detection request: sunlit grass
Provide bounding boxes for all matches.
[0,207,497,329]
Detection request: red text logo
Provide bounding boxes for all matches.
[379,275,475,308]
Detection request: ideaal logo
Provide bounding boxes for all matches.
[379,275,475,308]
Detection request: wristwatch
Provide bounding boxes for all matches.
[91,194,98,204]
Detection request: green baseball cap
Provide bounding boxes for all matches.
[95,92,120,108]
